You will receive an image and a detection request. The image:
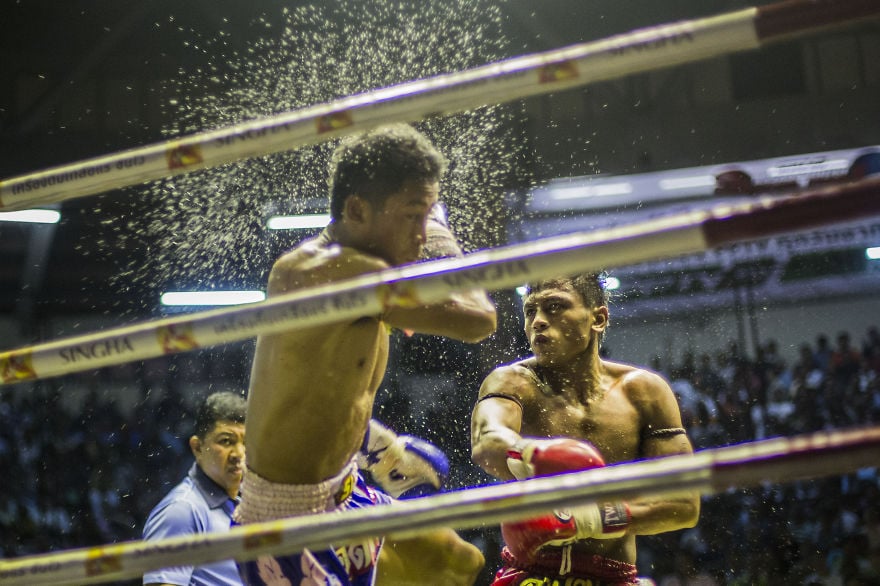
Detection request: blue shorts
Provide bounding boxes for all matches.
[237,472,393,586]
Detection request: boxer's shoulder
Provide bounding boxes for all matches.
[483,359,545,395]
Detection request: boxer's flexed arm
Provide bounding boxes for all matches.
[383,203,496,343]
[623,368,701,535]
[382,291,496,344]
[471,365,533,480]
[269,227,494,343]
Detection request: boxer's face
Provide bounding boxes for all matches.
[191,420,245,498]
[523,283,607,366]
[358,180,438,266]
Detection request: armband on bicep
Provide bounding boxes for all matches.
[644,427,686,439]
[475,392,524,411]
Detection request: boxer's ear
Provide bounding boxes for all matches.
[592,306,609,333]
[344,194,369,225]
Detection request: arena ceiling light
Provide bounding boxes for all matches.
[549,182,633,200]
[160,291,266,306]
[867,247,880,260]
[658,175,717,191]
[515,277,620,299]
[267,214,330,230]
[0,209,61,224]
[766,158,850,178]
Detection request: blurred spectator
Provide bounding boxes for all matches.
[814,334,833,372]
[831,331,863,384]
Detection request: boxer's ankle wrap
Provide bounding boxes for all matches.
[235,461,357,523]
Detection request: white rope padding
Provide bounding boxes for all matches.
[0,425,877,585]
[1,175,877,385]
[1,0,877,210]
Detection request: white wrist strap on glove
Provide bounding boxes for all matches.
[506,439,535,480]
[551,502,629,542]
[506,458,531,480]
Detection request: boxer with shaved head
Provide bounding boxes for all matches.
[472,272,700,585]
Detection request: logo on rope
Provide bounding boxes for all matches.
[244,526,284,550]
[538,60,579,83]
[317,111,354,134]
[0,351,37,383]
[59,338,136,364]
[156,324,200,353]
[166,144,204,169]
[84,552,123,576]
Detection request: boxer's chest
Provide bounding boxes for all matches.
[522,390,642,463]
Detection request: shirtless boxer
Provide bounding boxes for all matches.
[471,273,700,585]
[237,123,496,585]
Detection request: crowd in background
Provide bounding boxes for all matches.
[0,323,878,585]
[639,325,880,585]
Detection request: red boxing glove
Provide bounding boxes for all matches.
[501,511,578,563]
[506,438,606,480]
[502,503,632,563]
[502,438,630,562]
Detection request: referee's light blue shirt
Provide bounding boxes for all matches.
[143,462,241,586]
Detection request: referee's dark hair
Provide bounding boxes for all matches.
[194,391,246,439]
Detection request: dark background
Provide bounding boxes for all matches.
[1,1,879,584]
[2,0,878,323]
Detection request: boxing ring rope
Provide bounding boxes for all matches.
[1,0,877,211]
[1,176,878,386]
[1,425,877,585]
[1,4,878,581]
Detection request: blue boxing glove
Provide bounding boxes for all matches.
[358,419,449,499]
